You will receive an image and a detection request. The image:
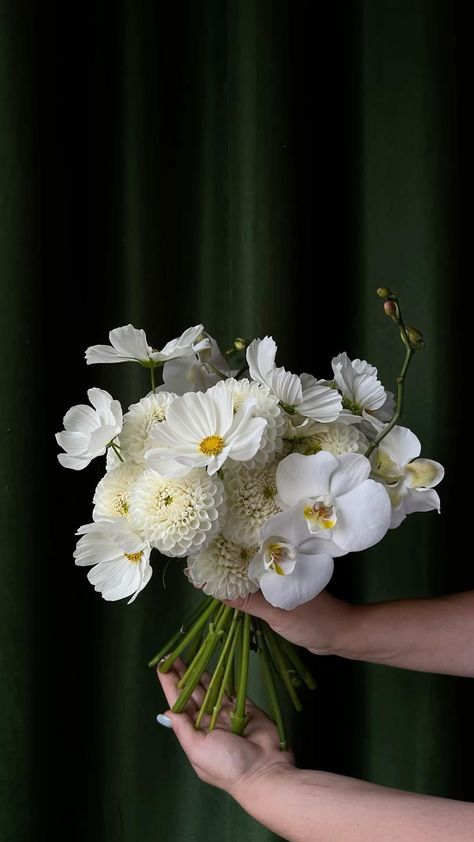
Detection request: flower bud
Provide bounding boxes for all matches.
[383,299,398,318]
[405,325,425,350]
[233,337,248,351]
[376,287,392,298]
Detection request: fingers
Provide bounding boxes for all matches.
[222,591,288,626]
[157,657,212,717]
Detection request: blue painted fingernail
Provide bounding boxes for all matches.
[156,713,173,729]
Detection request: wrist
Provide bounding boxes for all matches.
[229,761,297,808]
[307,599,362,659]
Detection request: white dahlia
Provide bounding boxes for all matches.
[185,534,260,600]
[128,468,225,557]
[220,377,285,468]
[288,422,368,457]
[93,461,144,521]
[221,461,282,545]
[121,392,177,462]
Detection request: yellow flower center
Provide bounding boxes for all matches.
[267,543,293,575]
[114,493,129,517]
[199,434,225,456]
[303,502,337,529]
[125,551,143,564]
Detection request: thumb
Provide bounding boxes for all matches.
[222,591,285,624]
[158,710,205,757]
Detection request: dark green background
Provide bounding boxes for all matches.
[1,1,472,840]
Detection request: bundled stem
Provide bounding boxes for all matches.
[230,613,251,735]
[255,620,288,751]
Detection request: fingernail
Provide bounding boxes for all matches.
[156,713,173,729]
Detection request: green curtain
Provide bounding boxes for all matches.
[1,1,472,840]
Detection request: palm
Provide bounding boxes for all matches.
[157,657,294,792]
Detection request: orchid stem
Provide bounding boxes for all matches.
[195,610,241,730]
[277,636,317,690]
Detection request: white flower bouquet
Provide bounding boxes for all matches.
[57,289,444,747]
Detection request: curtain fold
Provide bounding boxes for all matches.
[1,2,471,840]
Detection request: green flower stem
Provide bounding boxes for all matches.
[176,602,230,688]
[225,639,236,699]
[184,627,204,667]
[263,625,303,712]
[172,606,234,713]
[148,594,214,667]
[195,610,241,730]
[110,441,124,463]
[209,614,242,731]
[365,343,414,458]
[150,365,156,393]
[158,598,220,674]
[277,636,317,690]
[255,620,288,751]
[230,613,251,735]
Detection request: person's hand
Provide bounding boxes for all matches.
[222,589,354,656]
[156,657,295,799]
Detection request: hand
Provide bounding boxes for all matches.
[156,657,295,799]
[222,589,353,656]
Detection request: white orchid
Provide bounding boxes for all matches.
[371,425,444,528]
[248,508,334,609]
[56,388,122,470]
[145,381,267,477]
[331,352,392,423]
[85,323,205,366]
[276,451,392,556]
[247,337,342,422]
[74,519,152,603]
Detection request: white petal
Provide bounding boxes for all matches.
[297,375,342,422]
[328,453,371,498]
[246,336,277,383]
[403,487,441,515]
[405,459,444,489]
[379,425,421,467]
[58,453,92,470]
[109,324,152,360]
[259,553,334,609]
[333,479,391,553]
[276,451,339,507]
[267,366,302,406]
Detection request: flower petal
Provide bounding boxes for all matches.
[258,553,334,609]
[276,451,339,507]
[333,479,391,553]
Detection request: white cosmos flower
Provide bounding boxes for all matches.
[185,534,260,600]
[145,382,267,477]
[85,323,204,365]
[247,337,342,422]
[93,461,144,521]
[56,388,122,470]
[371,425,444,528]
[160,333,232,394]
[287,421,368,457]
[74,519,152,603]
[331,352,391,421]
[120,392,177,462]
[220,378,285,468]
[128,468,225,557]
[222,460,282,545]
[249,508,334,609]
[276,451,392,556]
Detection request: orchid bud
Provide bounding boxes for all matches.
[376,287,392,298]
[405,325,425,350]
[233,337,247,351]
[383,299,398,318]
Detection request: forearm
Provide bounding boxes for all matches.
[331,591,474,676]
[232,766,474,842]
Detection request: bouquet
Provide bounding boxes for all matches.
[56,289,444,748]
